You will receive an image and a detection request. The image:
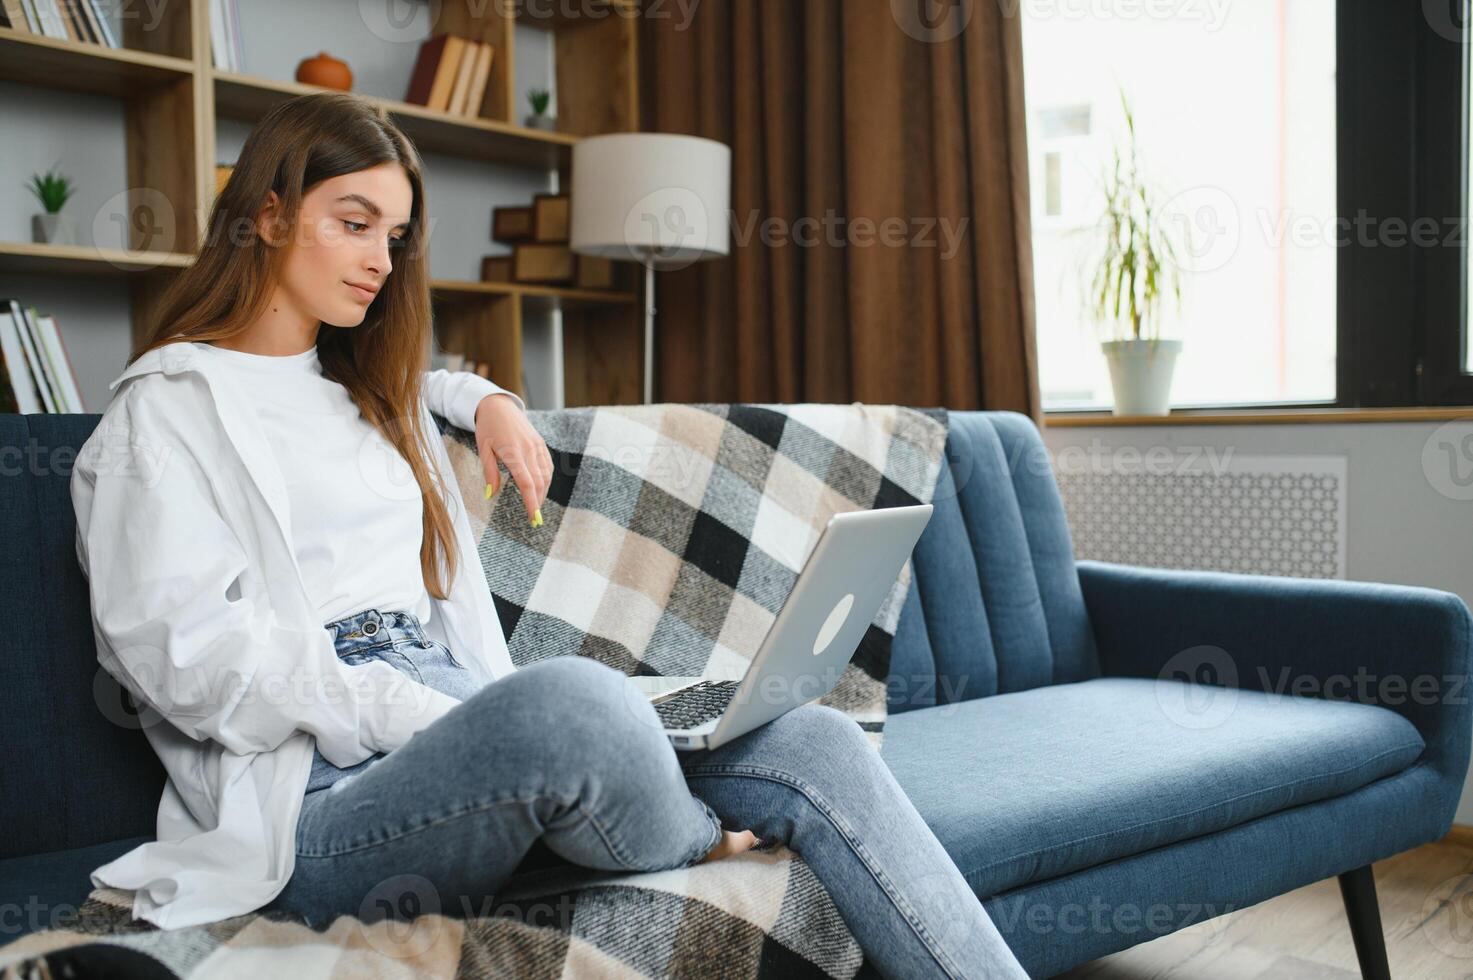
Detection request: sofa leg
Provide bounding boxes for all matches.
[1338,864,1391,980]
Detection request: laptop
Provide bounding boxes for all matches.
[627,503,934,751]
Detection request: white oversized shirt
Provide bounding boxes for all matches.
[196,342,525,629]
[70,340,525,929]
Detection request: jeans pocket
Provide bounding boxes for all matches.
[430,639,467,670]
[411,639,482,702]
[338,651,378,667]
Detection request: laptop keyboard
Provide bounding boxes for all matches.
[652,680,742,730]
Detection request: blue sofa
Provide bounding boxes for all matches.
[3,408,1469,978]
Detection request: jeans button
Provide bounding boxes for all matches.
[363,621,379,637]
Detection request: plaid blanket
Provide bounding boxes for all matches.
[0,402,950,980]
[453,402,949,748]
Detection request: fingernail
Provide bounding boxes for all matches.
[484,482,495,500]
[531,508,543,527]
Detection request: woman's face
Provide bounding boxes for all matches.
[262,162,415,329]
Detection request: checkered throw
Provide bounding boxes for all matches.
[0,403,950,980]
[451,403,950,750]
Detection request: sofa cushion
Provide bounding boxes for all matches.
[880,676,1425,899]
[0,836,151,940]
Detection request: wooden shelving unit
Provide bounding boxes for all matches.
[3,0,647,407]
[211,69,580,168]
[0,241,195,276]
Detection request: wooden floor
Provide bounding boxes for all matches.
[1056,829,1473,980]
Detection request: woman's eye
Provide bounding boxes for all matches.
[343,220,368,234]
[389,236,406,248]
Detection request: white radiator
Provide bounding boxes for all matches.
[1053,450,1347,579]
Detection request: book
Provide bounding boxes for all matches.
[447,37,479,115]
[63,0,98,43]
[464,42,495,118]
[0,301,86,413]
[37,313,84,412]
[18,303,60,412]
[208,0,225,68]
[0,336,18,414]
[405,34,449,106]
[0,308,41,414]
[7,300,55,412]
[55,0,81,42]
[429,35,467,111]
[34,0,69,40]
[0,0,28,31]
[76,0,106,44]
[11,0,37,32]
[209,0,236,70]
[226,0,243,72]
[88,0,117,46]
[404,34,467,112]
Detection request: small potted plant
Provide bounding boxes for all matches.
[28,165,78,246]
[525,88,555,130]
[1084,88,1184,416]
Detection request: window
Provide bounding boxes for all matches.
[1022,2,1338,411]
[1023,3,1473,412]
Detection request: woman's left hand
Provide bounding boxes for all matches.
[474,393,552,525]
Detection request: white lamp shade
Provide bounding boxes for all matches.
[570,133,730,268]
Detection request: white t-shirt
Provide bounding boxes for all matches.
[198,342,496,629]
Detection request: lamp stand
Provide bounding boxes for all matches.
[642,255,656,405]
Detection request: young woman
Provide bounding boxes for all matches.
[70,93,1028,980]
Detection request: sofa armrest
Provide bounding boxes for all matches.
[1077,559,1473,791]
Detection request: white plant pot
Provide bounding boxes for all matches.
[1101,339,1182,416]
[32,213,76,246]
[524,114,556,131]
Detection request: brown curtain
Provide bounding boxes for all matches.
[639,0,1041,421]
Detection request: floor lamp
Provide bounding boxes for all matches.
[569,134,731,405]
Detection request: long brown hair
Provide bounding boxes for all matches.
[131,92,461,601]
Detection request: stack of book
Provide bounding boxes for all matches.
[1,298,85,414]
[484,194,617,290]
[404,34,496,118]
[0,0,120,46]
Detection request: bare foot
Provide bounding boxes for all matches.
[697,829,760,864]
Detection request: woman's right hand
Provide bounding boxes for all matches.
[698,829,761,864]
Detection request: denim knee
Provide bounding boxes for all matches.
[520,656,663,729]
[494,656,673,773]
[776,702,870,744]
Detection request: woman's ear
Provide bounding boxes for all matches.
[254,190,286,248]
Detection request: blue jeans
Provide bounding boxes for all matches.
[269,607,1028,980]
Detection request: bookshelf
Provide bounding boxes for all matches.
[1,0,647,408]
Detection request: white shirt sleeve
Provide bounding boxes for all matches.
[71,384,461,766]
[421,369,526,431]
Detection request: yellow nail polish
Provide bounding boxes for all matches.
[484,482,494,500]
[532,508,544,527]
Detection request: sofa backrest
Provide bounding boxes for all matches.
[2,413,165,860]
[888,411,1100,713]
[0,407,1096,859]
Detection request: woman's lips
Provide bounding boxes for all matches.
[346,282,378,303]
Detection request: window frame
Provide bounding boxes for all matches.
[1336,0,1471,408]
[1046,1,1473,416]
[1412,0,1473,404]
